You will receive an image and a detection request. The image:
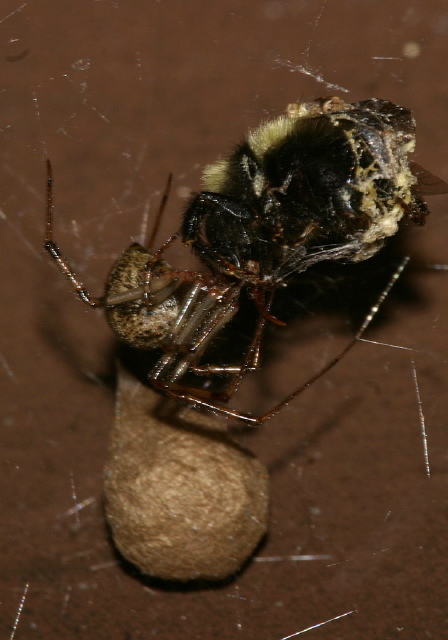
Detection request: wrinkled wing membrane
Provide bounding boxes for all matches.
[410,161,448,196]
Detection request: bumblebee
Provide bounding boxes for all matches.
[182,96,439,289]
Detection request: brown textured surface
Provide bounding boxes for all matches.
[104,368,268,581]
[2,1,448,638]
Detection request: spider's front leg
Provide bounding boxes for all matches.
[44,160,104,307]
[44,160,180,336]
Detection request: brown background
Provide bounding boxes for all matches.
[1,1,448,638]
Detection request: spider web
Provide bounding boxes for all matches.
[1,0,448,638]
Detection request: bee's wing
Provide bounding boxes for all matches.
[410,161,448,195]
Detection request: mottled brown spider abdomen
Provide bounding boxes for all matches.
[105,243,180,350]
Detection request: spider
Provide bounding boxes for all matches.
[44,96,447,426]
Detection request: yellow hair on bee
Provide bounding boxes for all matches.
[247,114,298,160]
[202,113,302,192]
[202,159,230,192]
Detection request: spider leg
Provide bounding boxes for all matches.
[146,173,173,250]
[204,290,272,401]
[185,288,276,400]
[154,257,409,426]
[158,332,261,401]
[44,159,104,308]
[151,281,242,384]
[147,275,274,404]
